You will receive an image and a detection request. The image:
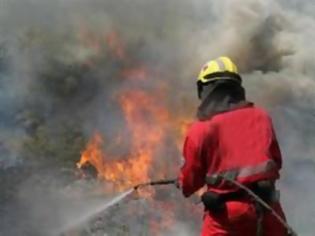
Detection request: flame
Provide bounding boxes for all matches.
[77,89,171,193]
[75,29,197,234]
[76,30,174,194]
[77,132,151,193]
[77,132,103,170]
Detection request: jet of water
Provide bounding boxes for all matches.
[57,188,134,235]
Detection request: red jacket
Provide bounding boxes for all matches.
[179,104,282,197]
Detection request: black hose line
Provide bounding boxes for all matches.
[133,178,177,190]
[221,177,298,236]
[133,177,297,236]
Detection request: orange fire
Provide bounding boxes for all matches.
[77,88,173,193]
[75,29,190,192]
[76,29,196,234]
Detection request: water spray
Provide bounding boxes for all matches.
[60,178,177,234]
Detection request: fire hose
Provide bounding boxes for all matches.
[133,178,177,190]
[133,177,297,236]
[219,176,298,236]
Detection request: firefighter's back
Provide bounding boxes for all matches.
[204,105,281,193]
[201,105,286,236]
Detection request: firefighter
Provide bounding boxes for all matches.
[178,56,287,236]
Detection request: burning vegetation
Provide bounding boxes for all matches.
[1,15,197,234]
[2,0,315,235]
[73,30,197,234]
[74,28,191,193]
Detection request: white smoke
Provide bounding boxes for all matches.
[0,0,315,235]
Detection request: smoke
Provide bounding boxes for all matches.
[1,0,315,235]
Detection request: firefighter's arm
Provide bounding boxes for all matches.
[178,126,207,197]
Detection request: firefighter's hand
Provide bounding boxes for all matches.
[175,178,181,189]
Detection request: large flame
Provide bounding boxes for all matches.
[77,87,173,192]
[76,30,194,234]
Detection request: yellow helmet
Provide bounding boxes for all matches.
[197,56,241,84]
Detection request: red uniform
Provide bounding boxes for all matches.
[179,104,286,236]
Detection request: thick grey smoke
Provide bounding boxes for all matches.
[0,0,315,235]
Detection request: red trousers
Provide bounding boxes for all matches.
[201,201,287,236]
